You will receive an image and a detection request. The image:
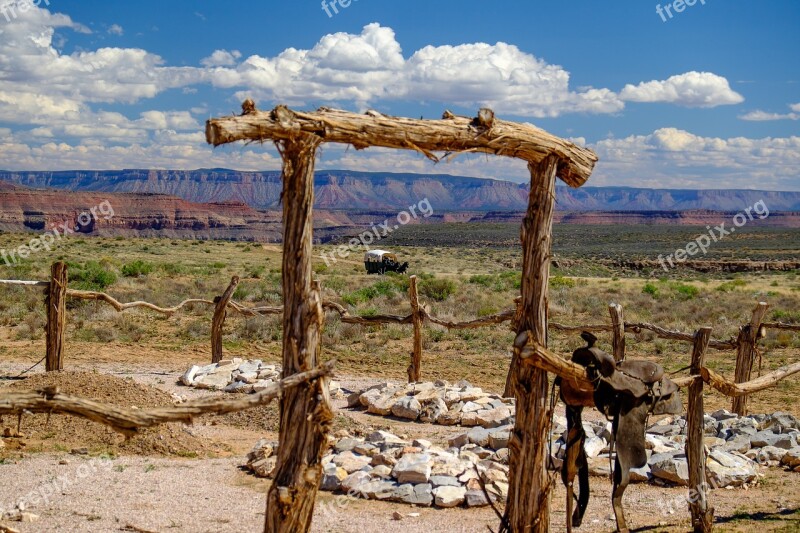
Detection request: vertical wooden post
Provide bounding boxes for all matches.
[264,135,332,533]
[407,275,423,383]
[211,276,239,364]
[45,261,68,372]
[609,302,625,362]
[502,154,559,533]
[731,302,769,415]
[686,327,714,532]
[211,276,239,363]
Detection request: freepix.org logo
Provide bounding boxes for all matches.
[1,0,50,24]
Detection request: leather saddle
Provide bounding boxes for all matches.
[571,332,680,413]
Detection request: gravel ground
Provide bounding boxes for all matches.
[2,362,799,532]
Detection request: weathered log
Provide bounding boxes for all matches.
[702,361,800,397]
[67,289,214,316]
[732,302,769,415]
[626,322,738,351]
[211,276,239,364]
[686,328,714,532]
[503,154,560,533]
[46,262,67,372]
[516,331,593,388]
[425,307,516,329]
[762,321,800,331]
[264,135,333,533]
[206,103,597,188]
[609,303,625,362]
[407,275,423,383]
[0,361,334,437]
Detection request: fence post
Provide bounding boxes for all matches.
[503,154,559,532]
[211,276,239,364]
[731,302,769,415]
[686,327,714,532]
[608,302,625,362]
[45,261,68,372]
[407,275,423,383]
[264,134,332,533]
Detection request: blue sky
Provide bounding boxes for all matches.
[0,0,798,189]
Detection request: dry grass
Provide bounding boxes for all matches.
[1,233,799,416]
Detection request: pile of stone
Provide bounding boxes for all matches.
[180,358,342,395]
[539,409,800,488]
[245,429,510,509]
[346,380,515,428]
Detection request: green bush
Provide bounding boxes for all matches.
[551,275,576,289]
[121,260,154,278]
[716,279,747,292]
[642,283,659,298]
[771,309,800,323]
[342,280,398,306]
[672,282,699,300]
[419,278,456,302]
[69,261,117,291]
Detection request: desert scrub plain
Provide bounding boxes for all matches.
[0,224,800,531]
[1,223,799,415]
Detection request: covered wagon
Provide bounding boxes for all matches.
[363,250,408,274]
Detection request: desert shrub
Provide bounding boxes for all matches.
[771,309,800,323]
[69,261,117,291]
[469,274,493,287]
[551,276,576,289]
[342,280,397,306]
[159,262,187,275]
[419,278,456,301]
[121,260,154,278]
[716,279,747,292]
[642,283,659,298]
[672,282,699,300]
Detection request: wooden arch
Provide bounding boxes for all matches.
[206,101,598,533]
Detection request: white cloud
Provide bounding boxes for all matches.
[108,24,124,36]
[590,129,800,189]
[740,103,799,121]
[201,49,242,67]
[620,71,744,108]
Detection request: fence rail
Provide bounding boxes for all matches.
[0,267,797,417]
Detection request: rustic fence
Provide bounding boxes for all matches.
[4,263,800,417]
[3,263,800,532]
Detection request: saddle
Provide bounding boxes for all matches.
[572,332,680,415]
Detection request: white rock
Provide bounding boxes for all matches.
[433,485,466,508]
[393,454,432,484]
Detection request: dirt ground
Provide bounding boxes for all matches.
[1,343,799,533]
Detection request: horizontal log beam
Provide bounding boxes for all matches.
[206,104,597,188]
[0,361,335,437]
[702,361,800,397]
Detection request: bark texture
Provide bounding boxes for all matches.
[206,103,597,188]
[407,275,423,383]
[732,302,769,415]
[503,154,559,532]
[264,135,333,533]
[686,328,714,532]
[211,276,239,363]
[45,261,67,372]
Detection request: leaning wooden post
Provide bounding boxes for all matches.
[731,302,769,415]
[609,302,625,362]
[264,134,333,533]
[503,154,559,533]
[211,276,239,364]
[45,261,68,372]
[686,327,714,532]
[407,275,423,383]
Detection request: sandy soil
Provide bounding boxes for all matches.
[1,356,799,533]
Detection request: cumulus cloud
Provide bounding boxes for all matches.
[740,103,799,121]
[620,71,744,108]
[201,49,242,67]
[591,129,800,189]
